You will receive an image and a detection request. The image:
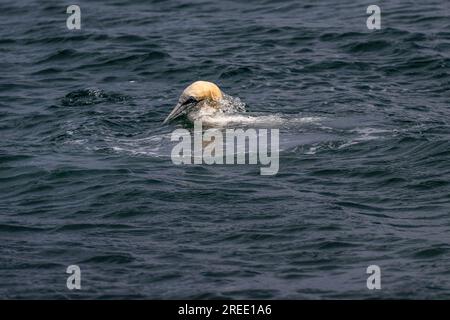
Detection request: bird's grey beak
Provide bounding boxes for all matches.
[163,100,197,124]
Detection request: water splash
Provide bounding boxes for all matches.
[219,93,246,113]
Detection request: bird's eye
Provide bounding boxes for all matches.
[183,96,198,105]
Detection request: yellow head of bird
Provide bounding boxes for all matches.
[163,81,223,124]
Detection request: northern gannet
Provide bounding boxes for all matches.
[163,81,224,124]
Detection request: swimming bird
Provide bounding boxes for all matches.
[163,81,224,124]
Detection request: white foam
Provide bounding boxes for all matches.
[338,127,391,149]
[199,113,322,127]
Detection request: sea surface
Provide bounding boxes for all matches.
[1,0,450,299]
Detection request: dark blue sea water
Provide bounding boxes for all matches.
[1,0,450,299]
